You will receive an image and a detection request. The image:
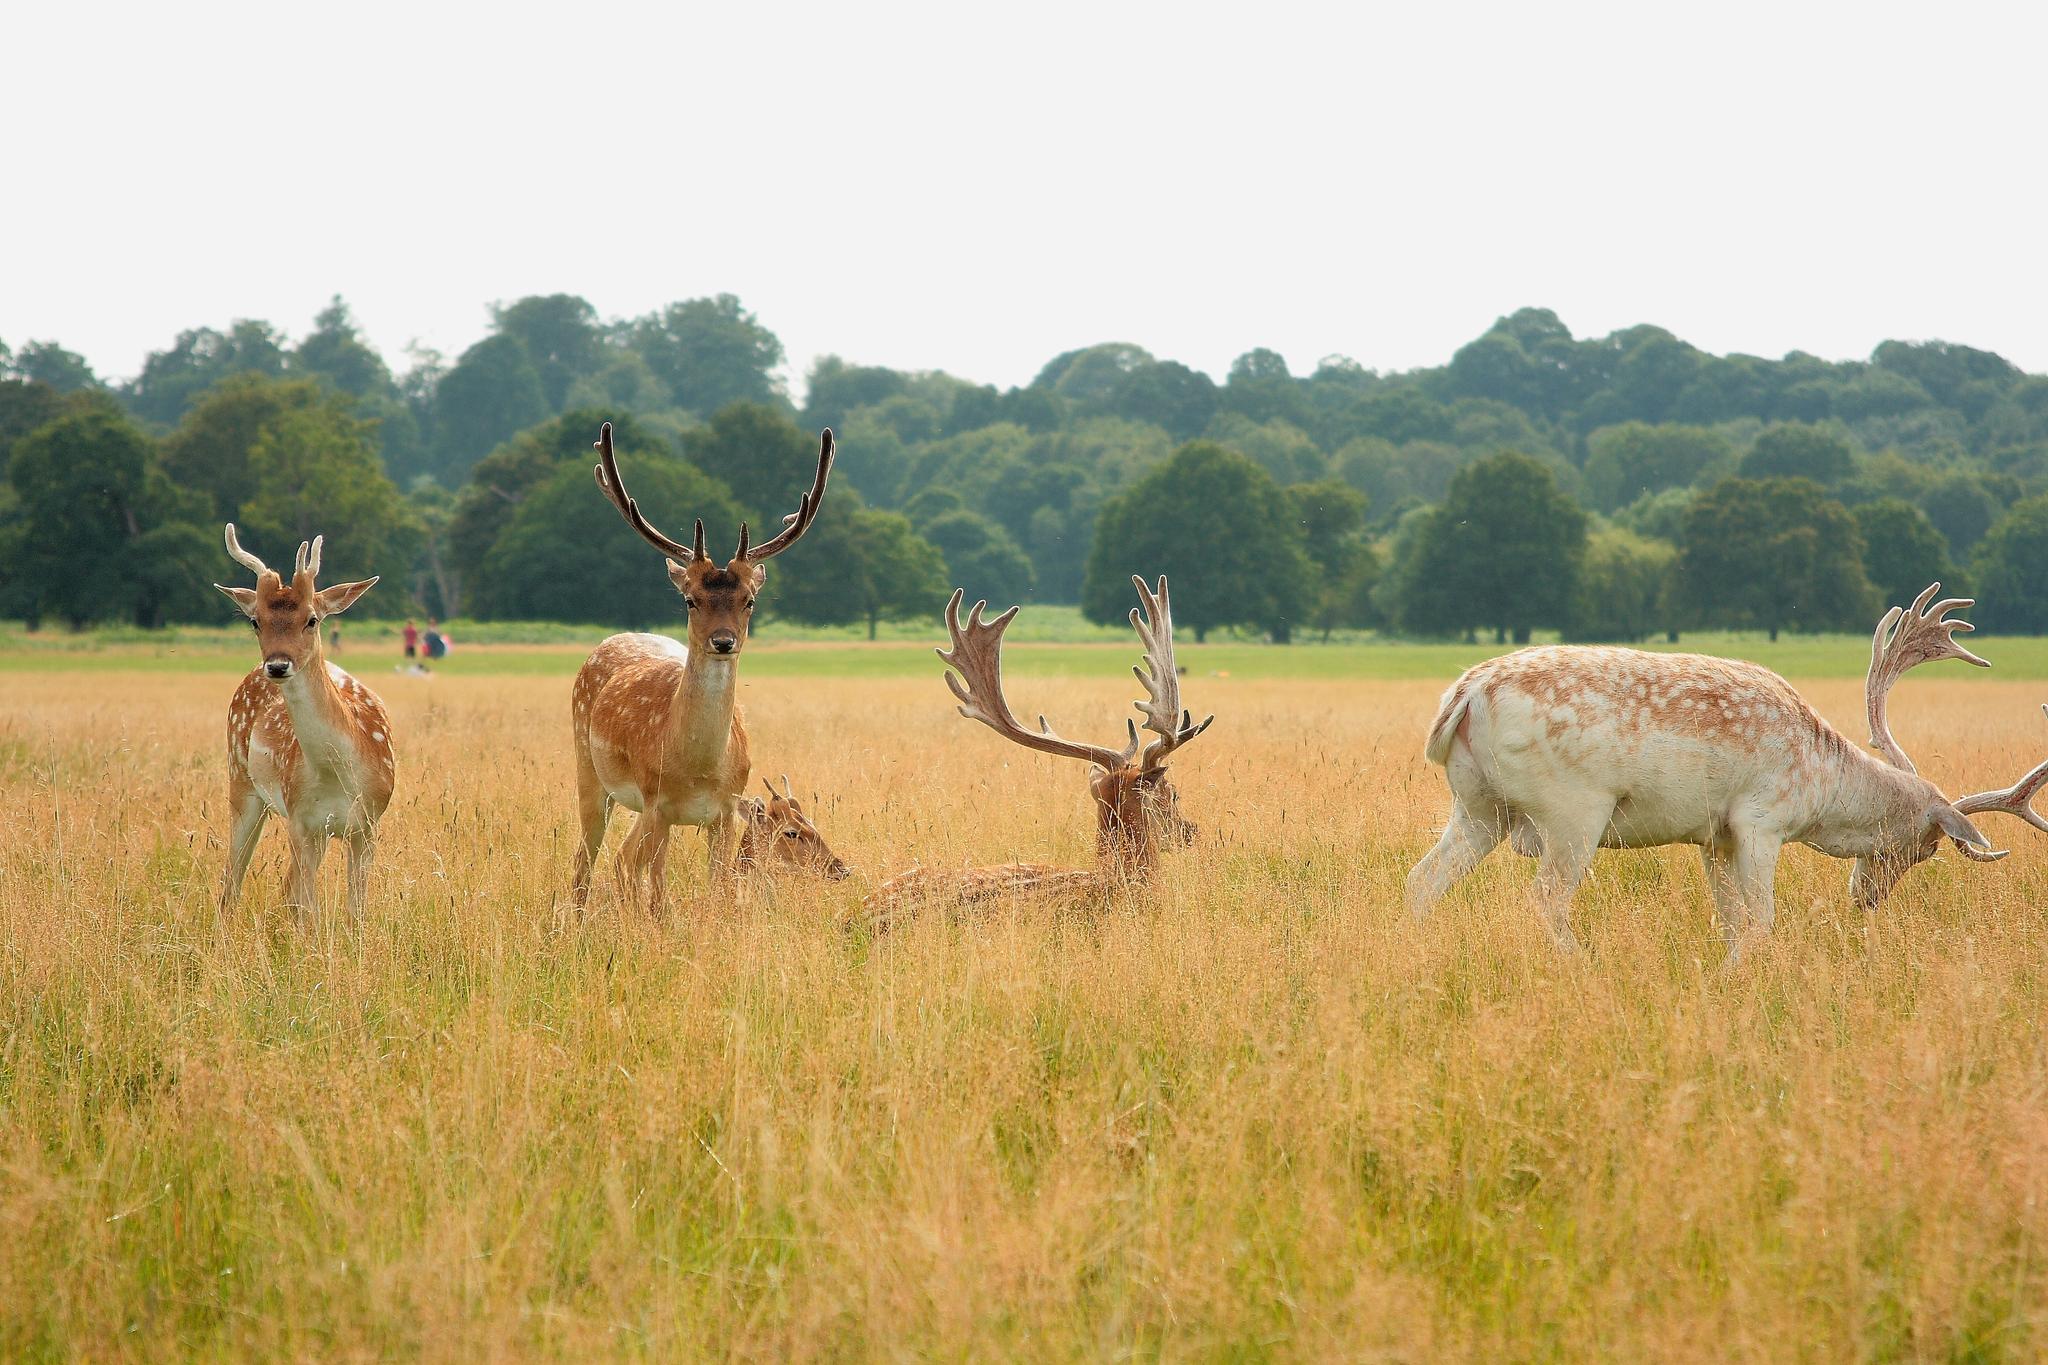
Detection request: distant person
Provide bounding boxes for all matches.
[402,619,419,660]
[329,624,342,655]
[425,619,447,662]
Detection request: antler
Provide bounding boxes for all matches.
[223,523,270,578]
[939,589,1130,770]
[1866,583,1989,773]
[1950,704,2048,862]
[1126,575,1214,769]
[293,535,323,581]
[592,421,700,563]
[740,430,835,562]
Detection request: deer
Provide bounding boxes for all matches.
[863,576,1213,929]
[570,421,834,911]
[736,777,852,882]
[214,524,392,920]
[1407,583,2048,957]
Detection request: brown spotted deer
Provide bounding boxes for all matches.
[214,525,392,919]
[736,777,851,882]
[1408,583,2048,956]
[570,421,833,910]
[864,576,1213,927]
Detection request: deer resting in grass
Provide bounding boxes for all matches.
[864,576,1213,927]
[736,776,851,882]
[1408,584,2048,956]
[570,421,834,910]
[215,525,392,920]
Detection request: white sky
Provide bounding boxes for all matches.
[7,0,2045,396]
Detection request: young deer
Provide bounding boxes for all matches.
[864,576,1213,926]
[570,421,834,910]
[735,777,852,881]
[1408,583,2048,956]
[214,525,391,919]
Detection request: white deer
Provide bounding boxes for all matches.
[1408,585,2048,955]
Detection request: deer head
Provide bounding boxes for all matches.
[214,524,377,681]
[1851,583,2048,906]
[939,575,1214,875]
[592,421,833,657]
[736,776,851,880]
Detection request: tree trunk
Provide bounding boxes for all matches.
[1768,624,1780,643]
[1195,625,1208,643]
[867,611,879,641]
[1665,629,1679,644]
[1271,621,1292,645]
[1494,626,1507,645]
[1511,626,1531,645]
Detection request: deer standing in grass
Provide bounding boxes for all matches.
[1408,584,2048,956]
[570,421,834,910]
[864,576,1213,927]
[215,525,392,919]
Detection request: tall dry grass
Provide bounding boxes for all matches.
[2,664,2046,1360]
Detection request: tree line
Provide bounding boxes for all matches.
[5,301,2048,638]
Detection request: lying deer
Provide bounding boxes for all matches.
[1408,584,2048,955]
[570,422,834,911]
[736,777,851,882]
[214,525,391,919]
[864,576,1212,928]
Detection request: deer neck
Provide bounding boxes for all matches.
[663,648,740,778]
[1803,739,1937,857]
[274,649,355,772]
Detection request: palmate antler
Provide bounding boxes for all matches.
[1949,706,2048,863]
[591,421,834,564]
[1866,582,1988,773]
[939,576,1215,773]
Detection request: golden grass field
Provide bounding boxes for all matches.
[4,649,2048,1360]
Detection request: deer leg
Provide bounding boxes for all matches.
[570,746,612,908]
[636,816,675,917]
[1527,803,1612,954]
[344,828,374,922]
[1406,800,1505,918]
[284,825,327,923]
[1701,843,1748,954]
[1727,829,1783,952]
[221,778,268,912]
[706,806,743,903]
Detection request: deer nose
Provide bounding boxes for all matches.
[708,632,739,655]
[265,659,293,679]
[827,860,851,881]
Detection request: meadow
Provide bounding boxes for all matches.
[4,626,2048,1359]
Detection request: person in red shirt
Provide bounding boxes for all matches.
[402,619,420,660]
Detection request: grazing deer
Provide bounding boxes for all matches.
[1408,584,2048,956]
[570,421,834,910]
[214,525,391,919]
[864,576,1213,926]
[736,777,852,882]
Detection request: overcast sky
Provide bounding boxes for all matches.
[9,0,2045,395]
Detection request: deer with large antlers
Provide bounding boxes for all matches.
[864,576,1213,926]
[1408,584,2048,956]
[570,421,834,910]
[215,525,392,919]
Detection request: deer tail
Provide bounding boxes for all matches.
[1424,675,1478,767]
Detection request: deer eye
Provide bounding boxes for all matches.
[782,828,800,839]
[683,597,697,611]
[306,616,319,630]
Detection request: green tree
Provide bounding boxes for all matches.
[293,296,394,398]
[920,508,1035,604]
[1083,441,1312,642]
[491,294,605,409]
[240,403,420,609]
[1581,423,1733,512]
[1396,451,1587,643]
[1971,495,2048,633]
[1106,360,1217,441]
[0,404,213,627]
[126,321,290,426]
[0,380,61,460]
[771,502,948,638]
[630,294,785,413]
[685,402,822,531]
[1287,479,1379,642]
[161,374,327,521]
[1853,498,1959,609]
[9,341,100,393]
[1739,423,1857,485]
[430,334,549,480]
[1571,529,1676,641]
[1678,478,1876,639]
[477,456,746,624]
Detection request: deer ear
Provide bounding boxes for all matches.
[748,562,767,592]
[666,560,691,592]
[314,577,378,617]
[215,584,259,618]
[1929,803,1993,851]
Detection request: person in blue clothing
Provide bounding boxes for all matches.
[424,618,447,662]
